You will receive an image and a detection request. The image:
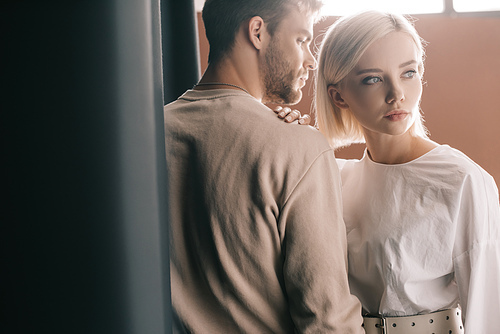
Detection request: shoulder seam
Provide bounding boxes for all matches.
[453,239,499,261]
[282,148,336,207]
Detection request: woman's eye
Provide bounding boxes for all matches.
[403,70,417,78]
[363,76,381,84]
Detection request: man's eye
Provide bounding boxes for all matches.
[363,76,381,84]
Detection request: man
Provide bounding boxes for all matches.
[164,0,363,332]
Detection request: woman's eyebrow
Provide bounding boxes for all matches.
[399,59,417,68]
[355,60,418,75]
[356,68,381,75]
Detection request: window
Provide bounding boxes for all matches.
[320,0,500,16]
[453,0,500,13]
[321,0,443,16]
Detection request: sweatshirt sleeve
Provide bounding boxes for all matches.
[453,171,500,334]
[278,150,364,334]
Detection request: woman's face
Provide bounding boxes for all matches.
[332,31,423,138]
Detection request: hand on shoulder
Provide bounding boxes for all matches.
[274,106,311,125]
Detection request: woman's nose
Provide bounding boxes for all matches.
[386,81,405,104]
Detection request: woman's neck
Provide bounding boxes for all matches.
[364,132,438,165]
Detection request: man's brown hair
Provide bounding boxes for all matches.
[202,0,323,64]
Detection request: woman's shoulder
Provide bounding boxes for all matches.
[425,145,497,187]
[428,145,487,171]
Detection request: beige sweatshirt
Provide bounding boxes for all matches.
[164,89,363,333]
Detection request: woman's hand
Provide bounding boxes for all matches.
[274,106,311,125]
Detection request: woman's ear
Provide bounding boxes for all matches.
[248,16,266,50]
[327,85,349,109]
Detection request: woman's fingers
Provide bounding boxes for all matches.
[274,106,309,124]
[274,106,292,118]
[274,106,289,117]
[284,109,301,122]
[298,114,311,125]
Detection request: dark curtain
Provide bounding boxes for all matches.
[162,0,201,104]
[2,0,172,333]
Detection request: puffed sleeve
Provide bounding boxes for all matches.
[453,170,500,334]
[278,150,364,334]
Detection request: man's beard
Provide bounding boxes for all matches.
[261,42,302,105]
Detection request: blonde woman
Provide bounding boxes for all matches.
[278,11,500,334]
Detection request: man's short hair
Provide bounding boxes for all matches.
[202,0,323,64]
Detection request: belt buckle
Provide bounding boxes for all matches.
[375,316,387,334]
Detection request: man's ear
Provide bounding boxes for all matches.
[248,16,266,50]
[327,84,349,109]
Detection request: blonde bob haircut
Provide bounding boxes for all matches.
[314,11,429,149]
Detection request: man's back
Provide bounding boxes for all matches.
[165,89,362,333]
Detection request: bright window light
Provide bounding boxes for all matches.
[321,0,444,16]
[453,0,500,12]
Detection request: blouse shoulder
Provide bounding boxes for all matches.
[431,145,496,186]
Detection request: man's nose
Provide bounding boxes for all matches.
[305,47,317,70]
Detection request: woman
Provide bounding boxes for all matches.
[278,11,500,334]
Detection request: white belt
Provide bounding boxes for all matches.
[363,308,464,334]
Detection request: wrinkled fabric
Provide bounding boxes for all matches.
[165,89,363,334]
[338,145,500,334]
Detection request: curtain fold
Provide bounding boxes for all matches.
[162,0,201,104]
[2,1,171,332]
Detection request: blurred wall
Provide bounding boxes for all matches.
[196,13,500,188]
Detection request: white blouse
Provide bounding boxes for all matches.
[337,145,500,333]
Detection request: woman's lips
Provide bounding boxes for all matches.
[384,109,409,121]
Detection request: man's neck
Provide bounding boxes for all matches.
[195,55,263,101]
